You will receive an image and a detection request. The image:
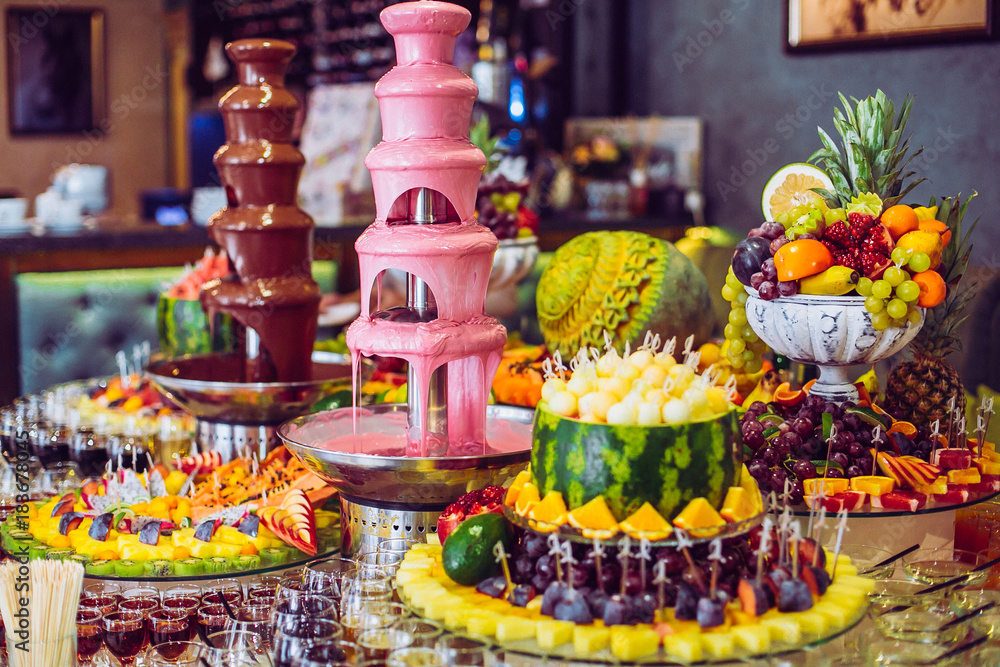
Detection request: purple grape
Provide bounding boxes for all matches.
[777,280,799,297]
[761,258,778,282]
[742,419,764,435]
[841,414,861,431]
[750,272,766,289]
[769,236,790,255]
[829,433,850,453]
[743,431,764,450]
[748,401,769,414]
[775,432,802,450]
[825,468,844,479]
[830,452,850,468]
[857,455,874,474]
[747,459,770,481]
[791,459,816,480]
[797,233,818,240]
[800,438,821,458]
[822,402,843,418]
[748,227,767,238]
[759,446,780,467]
[769,468,789,490]
[804,395,825,411]
[761,221,785,239]
[791,417,814,437]
[845,465,863,478]
[758,282,778,300]
[846,442,864,458]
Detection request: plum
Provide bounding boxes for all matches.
[777,578,814,612]
[674,582,699,621]
[738,578,770,616]
[138,520,162,546]
[51,499,75,518]
[58,512,85,536]
[585,588,610,618]
[475,575,508,599]
[732,237,773,285]
[193,519,217,542]
[507,584,536,607]
[601,594,633,626]
[696,597,726,629]
[553,589,594,624]
[540,581,569,616]
[238,514,260,537]
[88,513,114,541]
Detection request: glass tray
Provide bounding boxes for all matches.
[504,505,764,547]
[786,489,1000,518]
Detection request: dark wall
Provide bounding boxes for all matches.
[612,1,1000,263]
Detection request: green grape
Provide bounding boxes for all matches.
[741,326,759,343]
[730,355,745,370]
[725,271,742,291]
[721,284,737,301]
[735,291,748,306]
[896,280,920,303]
[871,310,890,331]
[864,296,884,313]
[724,323,739,340]
[742,349,756,362]
[856,277,874,297]
[891,317,905,328]
[886,298,908,319]
[907,308,922,325]
[890,247,908,264]
[729,308,748,326]
[744,357,763,374]
[883,267,906,287]
[728,338,746,354]
[871,280,892,300]
[749,339,768,354]
[908,252,931,274]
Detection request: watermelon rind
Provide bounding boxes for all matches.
[531,404,742,522]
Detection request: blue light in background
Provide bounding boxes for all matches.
[508,77,526,123]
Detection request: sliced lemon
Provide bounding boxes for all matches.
[761,163,834,221]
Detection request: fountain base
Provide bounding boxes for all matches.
[146,352,351,459]
[278,403,533,555]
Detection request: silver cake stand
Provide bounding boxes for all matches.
[146,351,351,460]
[278,403,532,556]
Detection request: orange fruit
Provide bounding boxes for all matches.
[240,543,259,556]
[620,502,673,540]
[880,205,920,240]
[50,534,72,549]
[172,546,192,560]
[912,270,947,308]
[918,219,952,247]
[773,239,835,281]
[773,382,805,407]
[97,549,120,561]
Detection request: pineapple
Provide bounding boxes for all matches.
[808,90,926,208]
[884,194,979,426]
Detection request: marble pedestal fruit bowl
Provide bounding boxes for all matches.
[745,289,924,403]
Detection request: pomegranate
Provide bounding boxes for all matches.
[436,485,506,543]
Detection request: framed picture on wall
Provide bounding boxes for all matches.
[787,0,995,51]
[5,7,106,134]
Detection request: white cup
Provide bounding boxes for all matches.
[0,198,27,225]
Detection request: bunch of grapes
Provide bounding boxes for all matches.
[477,172,528,240]
[741,396,899,500]
[721,267,767,373]
[857,251,927,331]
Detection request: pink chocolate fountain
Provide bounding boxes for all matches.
[278,1,532,556]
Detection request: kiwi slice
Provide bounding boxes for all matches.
[28,543,52,560]
[114,559,145,577]
[46,548,75,561]
[85,559,117,576]
[69,554,92,567]
[234,554,261,571]
[259,547,286,567]
[173,558,206,577]
[205,556,230,574]
[143,559,175,577]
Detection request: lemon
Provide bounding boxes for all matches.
[761,163,834,220]
[846,192,883,217]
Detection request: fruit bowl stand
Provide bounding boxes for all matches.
[744,290,924,403]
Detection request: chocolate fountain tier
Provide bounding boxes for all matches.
[278,403,532,556]
[147,352,349,460]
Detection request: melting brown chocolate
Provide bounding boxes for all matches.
[200,39,320,382]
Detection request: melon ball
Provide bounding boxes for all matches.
[597,376,631,399]
[705,387,731,414]
[643,389,667,409]
[682,387,710,412]
[640,364,668,387]
[654,352,677,369]
[667,365,695,394]
[547,390,578,417]
[627,349,654,371]
[617,364,641,382]
[661,398,692,425]
[579,391,616,422]
[541,377,567,402]
[596,352,621,378]
[620,390,644,409]
[566,374,596,397]
[606,401,639,425]
[637,402,662,426]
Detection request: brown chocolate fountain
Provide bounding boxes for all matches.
[147,39,348,459]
